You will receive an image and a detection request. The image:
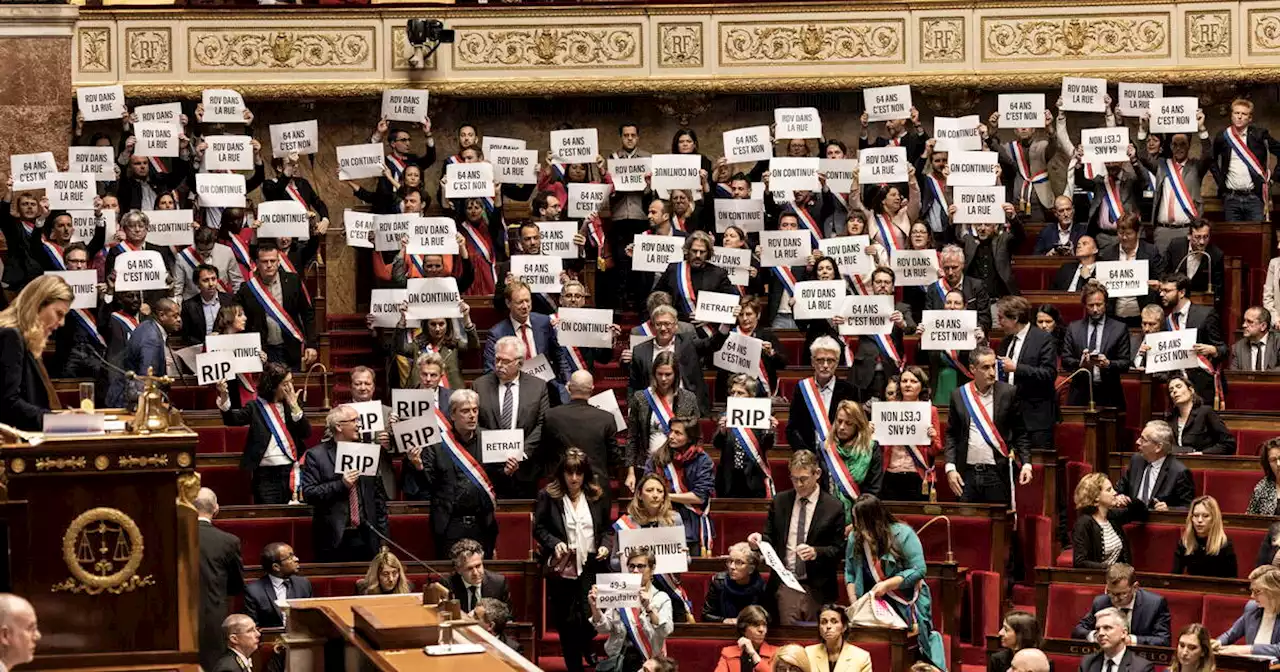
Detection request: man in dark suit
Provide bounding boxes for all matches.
[944,346,1033,505]
[1072,564,1171,647]
[1062,282,1133,409]
[113,152,191,214]
[847,267,915,402]
[557,278,618,375]
[103,210,179,296]
[1084,157,1143,248]
[1159,272,1228,406]
[748,450,845,625]
[181,264,234,345]
[209,614,260,672]
[474,335,550,498]
[787,336,855,454]
[1051,235,1100,292]
[1231,306,1280,371]
[1210,98,1280,222]
[106,297,182,408]
[299,404,390,563]
[491,221,580,317]
[1098,215,1164,328]
[196,487,244,672]
[542,370,620,493]
[652,230,736,323]
[242,542,312,629]
[1164,219,1225,312]
[627,304,714,416]
[926,244,993,331]
[1033,196,1089,255]
[1135,109,1212,254]
[961,207,1024,302]
[262,155,329,226]
[1076,607,1156,672]
[484,280,571,399]
[994,296,1057,451]
[445,538,511,614]
[236,241,317,371]
[1113,420,1195,511]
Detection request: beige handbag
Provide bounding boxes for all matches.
[847,592,909,629]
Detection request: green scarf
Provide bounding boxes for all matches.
[837,439,874,484]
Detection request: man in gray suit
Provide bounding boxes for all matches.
[624,305,713,416]
[473,335,549,498]
[990,106,1057,221]
[1231,306,1280,371]
[1136,108,1212,255]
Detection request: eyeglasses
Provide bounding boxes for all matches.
[626,562,650,571]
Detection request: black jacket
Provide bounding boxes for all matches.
[628,334,714,417]
[0,203,42,293]
[243,574,312,628]
[235,271,316,369]
[1165,404,1236,455]
[199,520,244,672]
[700,570,767,623]
[1061,316,1133,409]
[401,429,508,547]
[713,426,776,498]
[994,326,1058,434]
[758,489,846,611]
[0,327,53,431]
[532,489,615,567]
[447,569,510,613]
[1071,587,1171,647]
[1071,501,1148,570]
[1211,125,1280,199]
[1165,238,1225,310]
[181,292,235,346]
[923,275,992,332]
[652,261,737,323]
[299,439,390,562]
[221,401,312,473]
[1113,453,1195,509]
[1077,649,1155,672]
[542,399,621,486]
[261,175,329,219]
[786,378,855,455]
[1173,536,1238,578]
[944,381,1032,470]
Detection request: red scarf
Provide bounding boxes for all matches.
[671,444,706,467]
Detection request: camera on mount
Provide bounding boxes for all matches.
[406,19,454,69]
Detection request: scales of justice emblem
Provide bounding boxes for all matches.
[51,507,155,595]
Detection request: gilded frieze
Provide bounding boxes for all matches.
[1187,10,1232,57]
[982,14,1170,61]
[452,25,643,70]
[659,23,703,68]
[78,27,111,73]
[718,20,905,66]
[1249,8,1280,55]
[919,17,965,64]
[189,27,375,72]
[126,27,170,73]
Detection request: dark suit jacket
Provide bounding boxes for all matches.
[628,334,712,416]
[1176,303,1229,405]
[1166,404,1237,455]
[104,241,177,282]
[1062,317,1133,408]
[786,378,856,455]
[474,371,549,495]
[846,304,915,402]
[106,319,174,408]
[261,175,329,219]
[181,292,235,346]
[114,158,190,213]
[482,312,571,385]
[1165,238,1225,305]
[759,489,846,609]
[996,326,1058,434]
[1113,453,1195,509]
[532,489,615,566]
[1218,600,1280,657]
[1071,501,1147,569]
[962,220,1025,297]
[401,430,505,548]
[1098,242,1164,311]
[1051,261,1099,292]
[243,574,313,628]
[222,400,313,472]
[0,327,52,431]
[653,260,737,323]
[199,520,244,672]
[944,381,1032,469]
[235,271,316,370]
[712,326,786,401]
[542,399,620,484]
[1034,222,1088,255]
[1211,125,1280,199]
[924,275,993,332]
[1071,588,1172,647]
[299,439,390,561]
[1230,334,1280,371]
[447,569,510,612]
[208,649,249,672]
[1077,649,1155,672]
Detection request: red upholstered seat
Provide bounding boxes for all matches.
[1015,465,1047,516]
[1232,528,1266,578]
[663,639,731,672]
[327,576,359,597]
[1054,423,1087,463]
[1203,593,1250,635]
[1201,470,1260,514]
[1220,380,1280,412]
[968,570,1002,644]
[680,573,713,620]
[1121,379,1142,428]
[387,515,433,559]
[1042,584,1098,638]
[198,465,252,506]
[710,513,767,556]
[1162,590,1206,638]
[1049,653,1083,671]
[504,572,530,621]
[1121,523,1182,573]
[195,426,227,453]
[219,517,299,564]
[899,514,993,571]
[1235,429,1272,456]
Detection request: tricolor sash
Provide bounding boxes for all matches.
[771,267,798,297]
[459,220,497,285]
[848,274,870,296]
[1009,141,1048,212]
[446,154,462,167]
[246,276,305,343]
[841,335,857,368]
[663,461,712,556]
[1164,159,1199,219]
[567,346,588,372]
[278,253,313,305]
[1101,176,1125,225]
[889,441,933,486]
[633,321,653,339]
[653,573,693,618]
[386,153,408,179]
[587,214,607,250]
[819,437,862,500]
[926,175,949,216]
[436,408,497,506]
[41,238,65,269]
[619,606,655,659]
[674,262,697,315]
[148,156,168,174]
[254,399,302,493]
[284,181,307,208]
[1227,126,1271,214]
[796,377,833,444]
[714,183,733,198]
[862,541,921,608]
[670,214,686,233]
[871,333,903,371]
[790,204,823,247]
[873,214,901,255]
[931,278,952,304]
[70,308,106,349]
[114,240,142,256]
[939,349,972,378]
[180,246,233,293]
[111,310,139,336]
[19,220,34,238]
[731,426,775,497]
[643,388,675,434]
[228,232,255,279]
[958,382,1013,463]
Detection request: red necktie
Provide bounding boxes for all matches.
[520,324,533,360]
[348,481,361,527]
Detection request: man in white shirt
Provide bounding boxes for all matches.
[1211,98,1280,222]
[210,614,259,672]
[0,594,39,671]
[1078,608,1156,672]
[945,346,1033,505]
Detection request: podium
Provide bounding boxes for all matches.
[0,424,201,670]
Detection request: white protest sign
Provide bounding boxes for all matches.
[374,213,414,252]
[946,151,999,187]
[445,162,494,200]
[46,173,95,210]
[726,396,771,430]
[794,280,847,320]
[406,277,462,320]
[1082,126,1130,163]
[694,291,740,325]
[861,146,909,184]
[774,107,822,139]
[348,401,386,439]
[344,210,375,249]
[713,331,763,376]
[134,102,182,126]
[10,152,55,189]
[69,147,116,182]
[920,310,978,350]
[391,388,435,420]
[953,187,1006,224]
[556,307,614,348]
[539,221,580,259]
[195,173,247,208]
[481,429,525,464]
[407,217,458,255]
[1096,260,1150,298]
[872,401,932,445]
[594,574,642,610]
[257,200,310,239]
[1061,77,1108,113]
[391,412,440,452]
[1150,98,1199,133]
[865,85,912,122]
[618,525,688,574]
[1119,83,1163,118]
[195,350,236,386]
[999,94,1046,129]
[769,157,820,192]
[820,159,858,194]
[46,270,99,310]
[714,199,765,233]
[77,85,125,121]
[650,154,702,191]
[134,122,179,158]
[723,125,773,163]
[894,250,940,287]
[144,210,195,247]
[934,116,981,152]
[483,136,526,158]
[202,89,246,124]
[838,295,895,335]
[490,149,538,185]
[522,352,557,382]
[632,234,684,273]
[750,182,766,200]
[820,235,874,278]
[607,157,651,193]
[568,182,609,218]
[270,120,319,156]
[1144,329,1199,373]
[71,210,114,246]
[369,288,409,328]
[203,135,253,172]
[757,540,805,593]
[550,128,599,164]
[711,246,751,286]
[381,89,429,123]
[337,143,385,180]
[336,441,381,476]
[759,230,812,268]
[206,332,264,374]
[588,389,627,432]
[511,254,563,293]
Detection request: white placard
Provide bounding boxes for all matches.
[953,187,1006,224]
[723,125,773,164]
[203,135,253,172]
[345,210,375,249]
[864,85,913,122]
[195,350,236,386]
[946,151,999,187]
[838,295,894,335]
[769,157,821,192]
[481,429,526,464]
[607,157,651,193]
[196,173,247,208]
[711,246,751,286]
[511,254,563,293]
[774,107,823,139]
[1150,98,1199,133]
[1096,260,1150,298]
[390,389,435,420]
[894,250,940,287]
[860,147,909,184]
[617,526,688,575]
[171,345,199,379]
[650,154,702,191]
[71,210,114,246]
[794,280,847,320]
[202,89,246,124]
[135,102,182,126]
[539,221,580,259]
[1118,83,1163,118]
[46,173,95,210]
[370,288,409,328]
[69,147,116,182]
[1143,329,1199,374]
[257,200,310,239]
[145,209,195,247]
[381,89,429,123]
[337,143,385,180]
[872,401,932,445]
[46,270,99,310]
[10,152,55,189]
[1061,77,1108,113]
[550,128,599,164]
[757,540,805,593]
[1082,126,1130,163]
[445,163,494,200]
[391,412,440,452]
[556,307,614,348]
[348,400,386,439]
[406,217,458,255]
[568,182,609,218]
[934,116,982,152]
[406,277,462,320]
[999,94,1046,129]
[594,574,642,610]
[819,159,858,193]
[750,182,766,200]
[270,120,319,156]
[714,199,765,233]
[491,149,538,185]
[713,331,763,376]
[522,353,556,382]
[632,234,684,273]
[726,396,772,430]
[694,290,740,325]
[820,235,874,278]
[588,389,627,432]
[374,213,414,252]
[335,441,381,476]
[206,332,264,374]
[759,230,812,268]
[77,85,125,121]
[134,122,179,158]
[483,136,526,158]
[920,310,978,350]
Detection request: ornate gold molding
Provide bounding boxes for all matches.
[981,14,1170,61]
[390,25,437,71]
[78,27,111,73]
[118,454,170,468]
[920,17,965,63]
[452,25,643,70]
[52,508,154,595]
[1249,7,1280,55]
[36,456,87,471]
[188,27,375,72]
[1188,10,1231,57]
[718,20,905,66]
[126,27,171,73]
[659,23,703,68]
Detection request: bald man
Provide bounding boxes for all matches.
[197,487,244,672]
[541,370,621,497]
[1010,648,1050,672]
[0,594,40,670]
[210,614,260,672]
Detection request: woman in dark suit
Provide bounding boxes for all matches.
[216,361,311,504]
[1165,376,1236,455]
[713,375,777,499]
[534,448,614,672]
[0,275,74,430]
[626,351,699,494]
[1072,473,1148,569]
[987,609,1042,672]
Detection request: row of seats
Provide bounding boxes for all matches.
[1044,582,1249,645]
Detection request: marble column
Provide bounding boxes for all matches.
[0,5,78,178]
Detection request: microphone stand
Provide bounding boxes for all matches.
[1177,249,1213,295]
[363,522,458,612]
[915,515,954,564]
[1058,366,1096,412]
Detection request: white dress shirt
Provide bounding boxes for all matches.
[1227,130,1255,191]
[217,397,305,466]
[944,385,996,470]
[562,493,595,574]
[592,585,673,657]
[233,648,253,670]
[785,492,817,571]
[511,318,539,358]
[1005,323,1030,385]
[1158,163,1193,226]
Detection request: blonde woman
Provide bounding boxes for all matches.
[612,473,693,624]
[356,549,413,595]
[1072,473,1147,569]
[0,275,73,429]
[821,400,883,524]
[1173,496,1237,578]
[772,644,813,672]
[1217,565,1280,656]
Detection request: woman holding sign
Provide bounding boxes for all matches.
[610,473,693,622]
[450,195,506,298]
[858,167,921,253]
[712,298,783,403]
[626,352,699,493]
[0,275,72,430]
[643,416,716,558]
[879,367,942,502]
[713,375,778,499]
[395,305,477,391]
[822,401,884,522]
[588,547,674,672]
[920,289,984,406]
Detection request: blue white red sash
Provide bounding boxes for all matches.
[19,220,34,238]
[771,267,798,297]
[820,437,862,500]
[862,541,921,608]
[148,156,168,174]
[228,232,255,278]
[670,214,686,233]
[114,240,142,256]
[459,220,497,285]
[284,181,307,208]
[587,214,607,250]
[386,153,408,179]
[790,204,822,247]
[41,239,65,269]
[436,408,496,506]
[873,214,901,255]
[1101,176,1125,225]
[633,321,653,339]
[445,154,462,167]
[1009,141,1047,211]
[70,308,106,349]
[1164,159,1198,219]
[931,277,951,304]
[111,310,139,336]
[889,439,933,484]
[663,461,712,555]
[939,349,972,378]
[841,335,858,368]
[246,276,304,343]
[848,274,870,296]
[926,175,949,215]
[1226,127,1270,213]
[731,426,774,497]
[958,382,1013,463]
[643,388,674,434]
[674,262,696,315]
[796,377,833,444]
[619,606,655,658]
[567,346,588,372]
[180,246,232,293]
[277,253,313,306]
[254,399,302,492]
[871,333,903,371]
[653,573,693,618]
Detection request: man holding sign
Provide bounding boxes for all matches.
[262,153,329,237]
[943,345,1032,507]
[300,405,389,563]
[653,231,735,324]
[236,241,316,371]
[117,129,191,213]
[859,104,930,166]
[474,336,550,498]
[990,103,1056,221]
[842,267,916,402]
[1136,107,1210,253]
[1158,273,1227,407]
[1062,282,1133,409]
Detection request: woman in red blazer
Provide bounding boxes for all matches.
[713,605,777,672]
[879,366,943,501]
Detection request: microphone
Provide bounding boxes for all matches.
[1177,249,1213,293]
[361,521,456,607]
